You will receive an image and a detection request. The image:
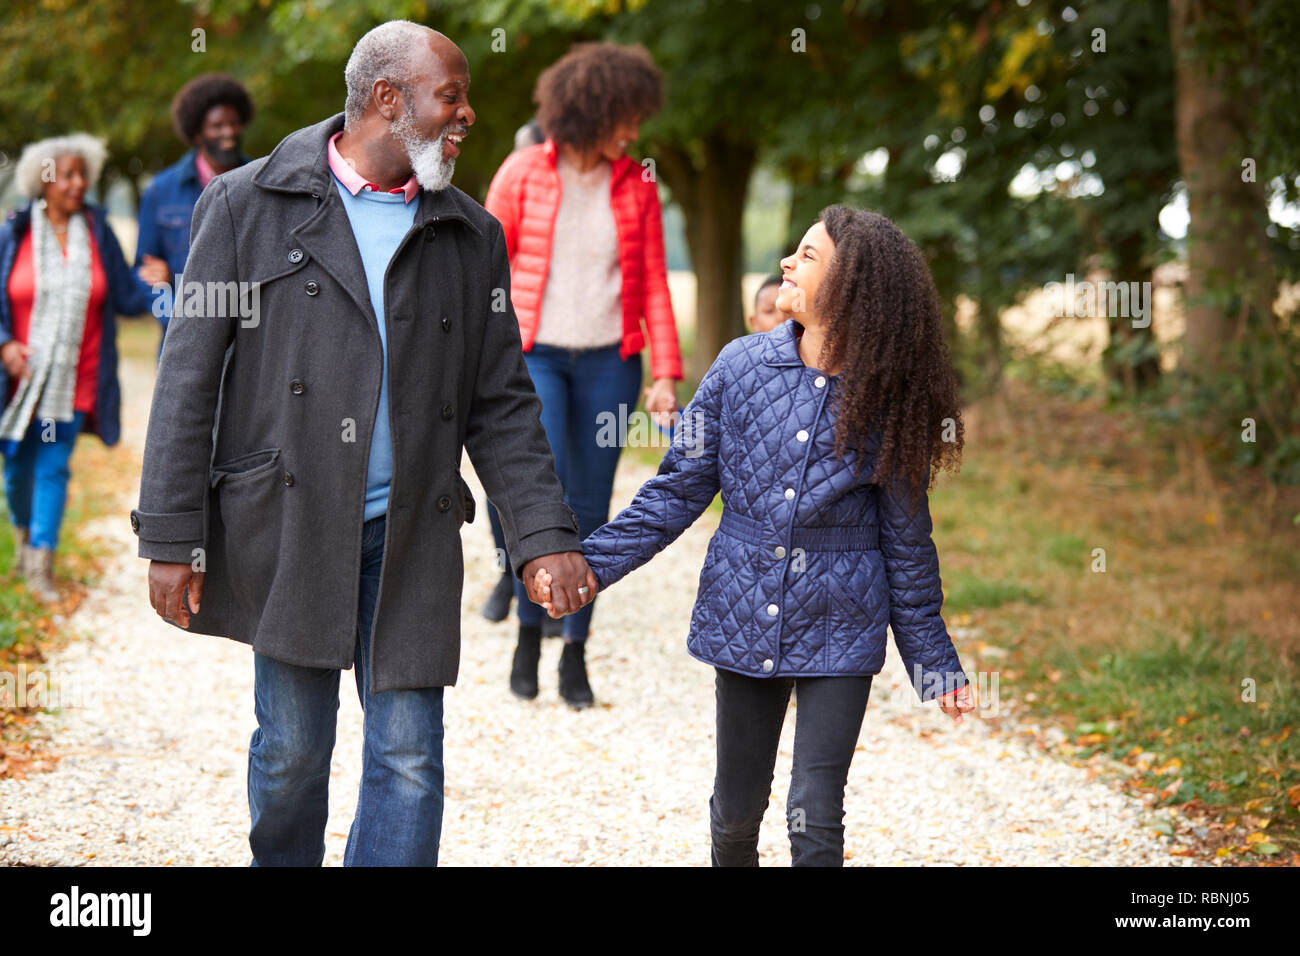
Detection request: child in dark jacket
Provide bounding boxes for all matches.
[535,205,975,866]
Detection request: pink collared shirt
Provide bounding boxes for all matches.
[327,132,419,203]
[194,151,216,188]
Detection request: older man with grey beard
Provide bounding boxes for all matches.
[131,19,598,866]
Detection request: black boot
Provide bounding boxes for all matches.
[482,569,515,623]
[558,640,594,709]
[541,613,563,638]
[510,624,542,699]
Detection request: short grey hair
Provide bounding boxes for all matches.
[13,132,107,199]
[344,20,442,129]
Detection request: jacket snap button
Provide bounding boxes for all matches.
[796,429,809,442]
[305,280,319,296]
[441,403,454,420]
[288,248,303,263]
[282,471,294,486]
[425,225,436,241]
[130,512,140,532]
[441,315,451,332]
[784,488,795,500]
[762,659,774,673]
[767,603,778,616]
[774,545,786,558]
[437,495,452,511]
[815,375,826,388]
[290,379,305,395]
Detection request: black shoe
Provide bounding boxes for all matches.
[558,640,594,709]
[541,614,563,638]
[510,624,542,699]
[482,569,515,623]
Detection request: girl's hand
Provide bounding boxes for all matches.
[1,340,32,380]
[533,566,564,619]
[643,377,680,429]
[938,682,976,725]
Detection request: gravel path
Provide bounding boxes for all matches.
[0,352,1197,866]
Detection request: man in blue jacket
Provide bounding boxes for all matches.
[135,73,254,358]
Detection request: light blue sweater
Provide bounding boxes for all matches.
[330,175,418,522]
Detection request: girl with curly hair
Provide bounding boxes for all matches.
[484,42,684,709]
[536,205,976,865]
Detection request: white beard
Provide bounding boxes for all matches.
[391,106,456,192]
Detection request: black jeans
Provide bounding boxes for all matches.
[709,667,872,867]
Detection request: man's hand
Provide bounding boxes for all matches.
[522,552,597,618]
[148,561,204,627]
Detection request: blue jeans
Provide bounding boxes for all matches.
[505,341,643,639]
[709,669,873,867]
[247,512,445,866]
[2,409,86,550]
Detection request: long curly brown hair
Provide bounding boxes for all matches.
[533,42,662,152]
[811,205,964,509]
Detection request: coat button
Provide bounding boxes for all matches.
[815,375,826,388]
[437,495,452,511]
[130,512,140,532]
[441,403,454,420]
[784,488,795,500]
[424,225,436,241]
[288,248,303,264]
[283,471,294,486]
[290,379,305,395]
[767,603,778,616]
[796,429,809,442]
[441,315,451,332]
[774,545,786,558]
[762,659,774,673]
[305,280,319,296]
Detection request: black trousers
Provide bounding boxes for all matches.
[709,667,873,867]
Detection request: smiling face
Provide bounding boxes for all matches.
[776,220,835,327]
[597,115,640,163]
[388,34,475,190]
[42,154,89,216]
[194,103,244,169]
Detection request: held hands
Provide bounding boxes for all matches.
[137,254,171,288]
[937,681,977,725]
[148,561,203,627]
[643,377,680,429]
[525,552,599,619]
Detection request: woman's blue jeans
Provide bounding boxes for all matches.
[499,341,643,640]
[2,410,86,550]
[247,513,444,866]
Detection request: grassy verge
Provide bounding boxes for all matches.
[930,372,1300,864]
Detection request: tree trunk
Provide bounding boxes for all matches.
[654,133,756,383]
[1169,0,1275,368]
[1104,231,1162,393]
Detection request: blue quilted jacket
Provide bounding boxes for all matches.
[582,318,969,702]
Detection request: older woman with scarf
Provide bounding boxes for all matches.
[0,133,167,601]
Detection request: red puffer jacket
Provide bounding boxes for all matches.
[484,139,683,382]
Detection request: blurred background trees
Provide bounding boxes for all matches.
[2,0,1296,481]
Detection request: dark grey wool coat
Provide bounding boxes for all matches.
[130,113,583,693]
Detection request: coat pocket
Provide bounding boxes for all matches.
[212,448,283,618]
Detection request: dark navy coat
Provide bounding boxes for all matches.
[582,318,969,702]
[0,202,155,448]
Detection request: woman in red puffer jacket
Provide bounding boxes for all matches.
[483,41,684,710]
